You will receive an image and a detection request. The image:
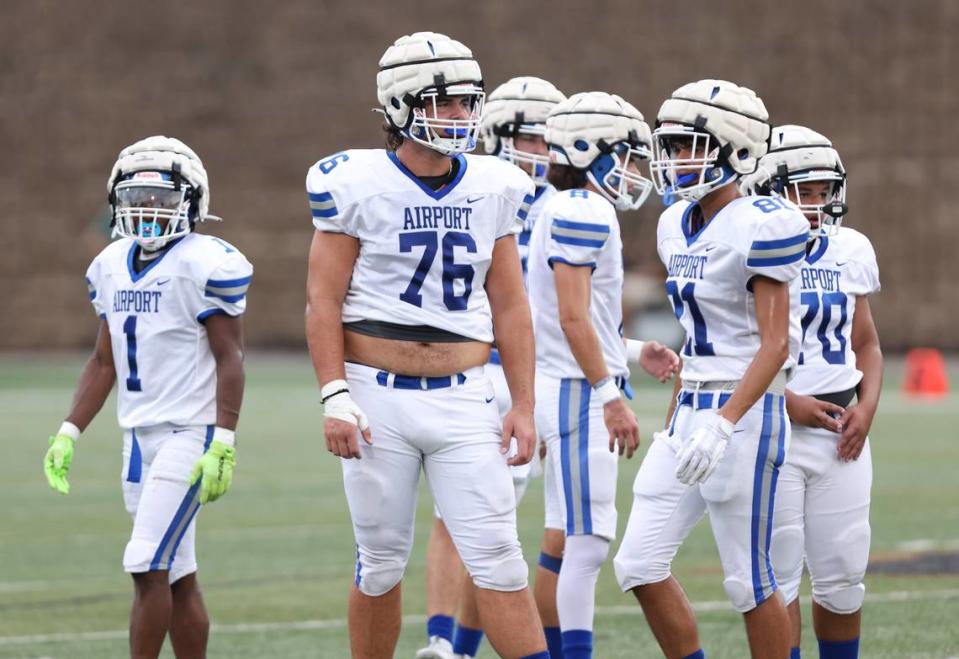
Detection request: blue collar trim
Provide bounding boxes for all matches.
[805,236,829,265]
[681,203,710,246]
[126,236,185,283]
[386,151,468,201]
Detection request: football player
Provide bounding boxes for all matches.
[304,32,549,659]
[743,126,882,659]
[43,136,251,659]
[416,76,567,659]
[613,80,808,659]
[526,91,678,659]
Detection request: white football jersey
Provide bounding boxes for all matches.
[657,195,809,382]
[85,233,253,429]
[527,188,628,379]
[787,227,880,395]
[518,184,557,285]
[306,149,534,343]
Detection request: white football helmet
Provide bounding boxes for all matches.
[741,125,847,238]
[107,135,214,251]
[545,91,654,211]
[481,76,566,185]
[650,79,770,202]
[376,32,484,155]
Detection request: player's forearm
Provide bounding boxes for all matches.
[492,298,535,410]
[214,352,245,431]
[65,354,116,432]
[560,314,609,385]
[854,337,883,417]
[305,298,347,387]
[719,335,788,424]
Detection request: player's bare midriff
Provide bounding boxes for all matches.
[344,330,491,376]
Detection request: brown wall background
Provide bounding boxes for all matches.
[2,0,956,351]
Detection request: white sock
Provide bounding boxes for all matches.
[556,534,609,631]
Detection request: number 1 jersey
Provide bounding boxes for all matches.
[657,196,809,383]
[306,149,534,343]
[85,234,253,429]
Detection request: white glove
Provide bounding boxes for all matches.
[321,379,370,432]
[675,413,735,485]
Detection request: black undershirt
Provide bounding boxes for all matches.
[416,157,460,190]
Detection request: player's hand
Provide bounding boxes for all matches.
[836,403,874,462]
[675,413,734,485]
[639,341,681,383]
[503,405,536,466]
[604,398,640,459]
[786,394,843,432]
[190,440,236,504]
[322,381,371,460]
[44,433,75,495]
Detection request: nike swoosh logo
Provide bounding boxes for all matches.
[172,429,189,434]
[485,395,495,404]
[157,278,171,286]
[835,261,847,266]
[704,245,717,252]
[466,196,484,204]
[732,429,745,434]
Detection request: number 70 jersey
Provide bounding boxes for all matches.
[787,227,880,396]
[657,196,809,383]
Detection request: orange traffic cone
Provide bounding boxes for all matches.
[902,348,949,399]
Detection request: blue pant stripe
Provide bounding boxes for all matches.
[578,380,592,535]
[127,429,142,483]
[559,379,575,535]
[164,425,216,567]
[764,395,787,590]
[150,480,201,571]
[751,393,774,604]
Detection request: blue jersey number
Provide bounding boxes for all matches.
[752,197,790,214]
[799,291,848,365]
[666,280,715,356]
[123,315,143,392]
[399,231,476,311]
[318,152,350,174]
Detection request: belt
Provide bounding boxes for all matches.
[489,348,501,366]
[615,375,634,400]
[677,390,732,411]
[812,386,857,409]
[375,371,467,390]
[680,370,787,397]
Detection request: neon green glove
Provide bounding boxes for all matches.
[44,434,75,495]
[190,440,236,504]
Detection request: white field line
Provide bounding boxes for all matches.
[2,588,958,646]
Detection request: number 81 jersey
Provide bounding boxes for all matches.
[306,149,533,342]
[85,234,253,429]
[657,196,809,383]
[787,227,880,395]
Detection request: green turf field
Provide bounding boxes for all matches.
[1,355,957,658]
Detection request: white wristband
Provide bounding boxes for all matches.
[212,426,236,447]
[58,421,81,442]
[593,377,621,405]
[625,339,646,364]
[714,415,736,438]
[321,379,350,404]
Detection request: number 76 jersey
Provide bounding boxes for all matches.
[657,196,809,383]
[306,149,533,343]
